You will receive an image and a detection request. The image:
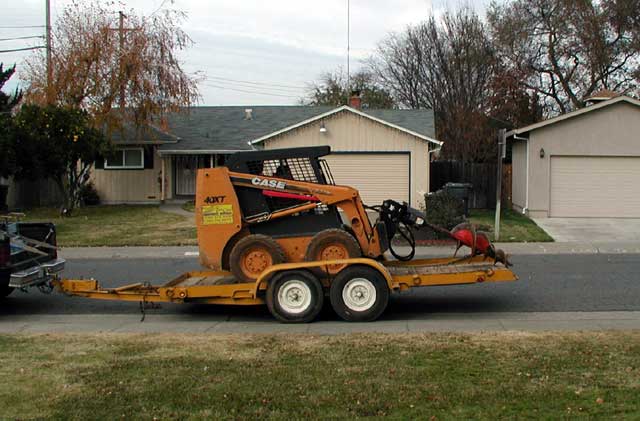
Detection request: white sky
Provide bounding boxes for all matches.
[1,0,491,106]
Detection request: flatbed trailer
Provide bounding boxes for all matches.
[54,255,517,323]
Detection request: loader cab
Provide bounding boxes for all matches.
[225,146,342,238]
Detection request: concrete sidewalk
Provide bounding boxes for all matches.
[58,241,640,260]
[2,311,639,334]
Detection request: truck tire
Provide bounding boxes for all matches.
[304,229,361,275]
[0,270,13,298]
[329,265,389,322]
[229,234,286,283]
[266,270,323,323]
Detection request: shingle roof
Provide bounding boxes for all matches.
[138,105,436,154]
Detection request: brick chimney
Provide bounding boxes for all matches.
[348,90,362,109]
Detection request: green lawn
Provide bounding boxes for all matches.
[21,205,197,247]
[1,332,639,419]
[468,209,553,242]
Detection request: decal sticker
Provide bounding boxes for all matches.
[251,177,287,189]
[204,195,226,204]
[202,204,234,225]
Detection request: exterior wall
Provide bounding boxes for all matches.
[91,146,173,204]
[511,140,528,212]
[262,111,431,208]
[526,102,640,217]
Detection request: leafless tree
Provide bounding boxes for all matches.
[369,7,497,161]
[488,0,640,115]
[21,1,200,133]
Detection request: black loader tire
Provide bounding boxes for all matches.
[266,270,324,323]
[229,234,286,283]
[329,265,389,322]
[304,229,361,275]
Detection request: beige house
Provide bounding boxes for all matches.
[509,94,640,218]
[92,103,440,209]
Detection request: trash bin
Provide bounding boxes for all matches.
[443,182,473,217]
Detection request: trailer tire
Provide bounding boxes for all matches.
[330,265,389,322]
[266,270,324,323]
[305,229,361,275]
[229,234,286,283]
[0,270,13,298]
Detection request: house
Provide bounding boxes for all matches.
[92,98,440,208]
[508,93,640,218]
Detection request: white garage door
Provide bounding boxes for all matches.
[324,153,410,206]
[550,156,640,217]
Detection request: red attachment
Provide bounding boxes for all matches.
[450,223,492,254]
[262,190,320,202]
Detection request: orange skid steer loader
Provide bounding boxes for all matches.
[56,146,516,323]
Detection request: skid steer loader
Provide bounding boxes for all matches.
[196,146,507,283]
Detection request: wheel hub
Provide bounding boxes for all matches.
[342,277,377,312]
[242,249,272,276]
[278,279,312,314]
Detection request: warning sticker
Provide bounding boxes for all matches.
[202,204,234,225]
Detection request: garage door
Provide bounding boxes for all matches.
[550,156,640,217]
[324,153,410,206]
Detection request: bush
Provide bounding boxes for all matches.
[424,190,465,238]
[79,182,100,206]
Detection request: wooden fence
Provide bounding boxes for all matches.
[430,161,512,210]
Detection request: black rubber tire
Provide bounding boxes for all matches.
[229,234,286,283]
[266,270,324,323]
[0,270,13,298]
[329,265,389,322]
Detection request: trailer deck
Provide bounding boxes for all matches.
[54,255,517,311]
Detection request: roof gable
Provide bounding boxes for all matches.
[249,105,441,146]
[509,96,640,137]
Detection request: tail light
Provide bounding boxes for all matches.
[0,238,10,267]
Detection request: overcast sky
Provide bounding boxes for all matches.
[1,0,491,106]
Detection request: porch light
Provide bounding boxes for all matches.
[319,122,327,133]
[539,148,545,158]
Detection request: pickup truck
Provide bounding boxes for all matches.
[0,219,65,297]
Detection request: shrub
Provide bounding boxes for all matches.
[79,182,100,206]
[424,190,465,238]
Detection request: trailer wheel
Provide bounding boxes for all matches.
[266,270,324,323]
[305,229,361,275]
[0,271,13,298]
[330,266,389,322]
[229,234,286,283]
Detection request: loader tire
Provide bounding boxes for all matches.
[329,265,389,322]
[266,270,323,323]
[229,234,286,283]
[304,229,361,275]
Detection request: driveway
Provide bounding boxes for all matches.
[533,218,640,242]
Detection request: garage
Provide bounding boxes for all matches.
[550,156,640,217]
[509,94,640,218]
[324,153,410,206]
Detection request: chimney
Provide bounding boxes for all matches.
[348,90,362,109]
[244,108,253,120]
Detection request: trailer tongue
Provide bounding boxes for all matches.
[54,146,517,323]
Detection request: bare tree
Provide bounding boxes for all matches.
[369,7,497,161]
[488,0,640,115]
[21,1,200,132]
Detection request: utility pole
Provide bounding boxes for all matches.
[118,11,126,110]
[494,129,507,241]
[346,0,350,93]
[45,0,52,103]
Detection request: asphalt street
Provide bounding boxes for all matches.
[2,253,640,322]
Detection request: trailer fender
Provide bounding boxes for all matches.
[252,258,394,297]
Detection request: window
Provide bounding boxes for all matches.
[104,148,144,169]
